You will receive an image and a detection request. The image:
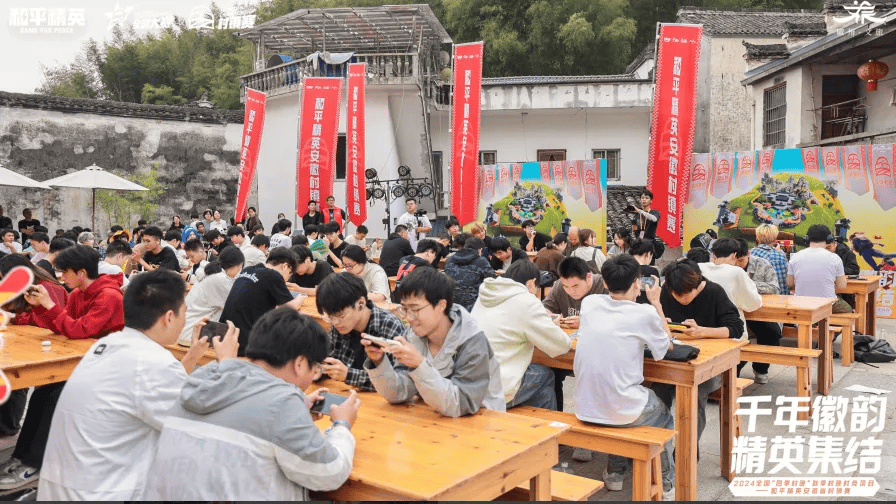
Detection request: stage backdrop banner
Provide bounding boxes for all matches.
[346,63,367,227]
[682,144,896,319]
[450,42,484,225]
[234,88,267,223]
[474,160,607,249]
[646,23,702,248]
[296,77,342,215]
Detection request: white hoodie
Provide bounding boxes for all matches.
[471,277,572,402]
[698,262,763,339]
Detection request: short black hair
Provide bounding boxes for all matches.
[685,247,711,263]
[630,238,655,257]
[143,226,163,240]
[304,224,319,236]
[807,224,833,243]
[736,238,750,258]
[395,267,453,315]
[49,237,75,254]
[292,245,313,263]
[521,219,536,229]
[226,226,245,238]
[205,229,222,242]
[291,234,309,246]
[72,226,84,234]
[489,236,511,253]
[416,239,441,254]
[0,228,14,238]
[553,232,568,245]
[316,272,367,315]
[405,197,417,204]
[164,229,181,242]
[465,236,485,250]
[266,247,298,269]
[308,199,318,205]
[184,238,203,253]
[248,206,257,213]
[558,257,590,280]
[662,258,703,295]
[31,232,50,244]
[613,226,631,240]
[105,240,132,257]
[711,238,741,259]
[204,246,245,276]
[55,245,99,278]
[341,245,368,264]
[63,231,79,242]
[323,223,340,235]
[394,224,408,234]
[356,225,368,234]
[640,189,654,200]
[454,232,470,249]
[251,234,270,248]
[110,225,124,233]
[246,308,329,368]
[137,219,147,226]
[277,219,292,233]
[123,269,185,331]
[601,255,640,293]
[504,259,540,286]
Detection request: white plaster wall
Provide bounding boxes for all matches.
[480,82,653,111]
[430,106,651,187]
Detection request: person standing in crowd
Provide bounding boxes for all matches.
[18,208,40,245]
[269,219,293,250]
[177,246,245,347]
[289,245,334,296]
[750,223,789,295]
[322,195,347,234]
[396,198,432,251]
[518,220,550,252]
[0,206,12,231]
[316,273,410,391]
[341,245,390,303]
[137,227,180,271]
[788,224,851,313]
[629,190,660,240]
[564,226,581,257]
[243,234,269,267]
[0,228,22,254]
[534,233,567,279]
[572,228,606,274]
[445,236,496,311]
[472,260,572,410]
[201,210,214,232]
[488,236,529,272]
[145,308,358,501]
[37,269,238,500]
[323,223,348,269]
[168,215,185,233]
[362,267,505,417]
[607,227,632,257]
[302,200,324,229]
[575,255,674,498]
[244,207,262,234]
[219,248,305,355]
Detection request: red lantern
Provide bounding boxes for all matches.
[857,59,889,91]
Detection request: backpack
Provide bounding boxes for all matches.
[854,334,896,363]
[585,248,601,274]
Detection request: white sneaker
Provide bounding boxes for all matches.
[0,462,39,490]
[572,447,593,462]
[602,469,624,491]
[663,486,676,501]
[0,458,20,475]
[755,372,769,385]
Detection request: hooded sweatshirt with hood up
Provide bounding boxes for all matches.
[33,272,124,339]
[444,248,496,310]
[471,277,573,402]
[145,359,355,501]
[364,304,505,417]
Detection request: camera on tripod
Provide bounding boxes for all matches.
[414,209,427,218]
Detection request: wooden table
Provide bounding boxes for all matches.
[837,276,881,336]
[0,325,95,389]
[532,334,746,501]
[309,380,568,500]
[744,294,833,398]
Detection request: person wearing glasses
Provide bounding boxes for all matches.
[361,267,505,417]
[340,245,390,303]
[316,273,410,391]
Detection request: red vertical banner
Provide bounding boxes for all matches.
[802,147,820,176]
[297,77,342,214]
[735,151,755,189]
[346,64,366,226]
[646,24,702,248]
[450,42,484,225]
[234,89,266,222]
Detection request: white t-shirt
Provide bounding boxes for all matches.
[269,233,291,250]
[787,246,844,299]
[38,328,188,500]
[0,242,22,254]
[698,262,762,339]
[396,212,431,250]
[574,295,670,425]
[178,271,236,345]
[97,261,130,289]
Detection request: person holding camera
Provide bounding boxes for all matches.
[396,198,431,251]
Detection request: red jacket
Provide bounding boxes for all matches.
[13,280,69,329]
[33,273,124,339]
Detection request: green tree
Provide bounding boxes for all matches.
[96,166,167,229]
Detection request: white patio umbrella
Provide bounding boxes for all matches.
[0,164,53,190]
[42,163,148,230]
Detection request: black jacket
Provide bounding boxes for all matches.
[519,232,551,252]
[380,234,415,276]
[834,241,860,305]
[445,248,496,310]
[489,247,529,271]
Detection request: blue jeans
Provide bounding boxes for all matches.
[592,389,675,491]
[506,363,557,410]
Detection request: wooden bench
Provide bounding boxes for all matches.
[708,377,753,438]
[740,344,821,414]
[497,470,604,501]
[829,312,861,367]
[511,406,675,501]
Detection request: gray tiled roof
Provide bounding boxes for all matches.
[676,7,824,36]
[625,43,656,74]
[743,41,790,59]
[482,74,649,87]
[605,185,646,244]
[784,21,828,37]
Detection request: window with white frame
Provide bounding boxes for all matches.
[479,150,497,165]
[763,83,786,147]
[592,149,621,181]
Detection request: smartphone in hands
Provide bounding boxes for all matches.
[199,321,229,342]
[310,393,348,416]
